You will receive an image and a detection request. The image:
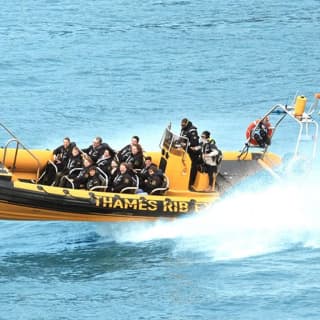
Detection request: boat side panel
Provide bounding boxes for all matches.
[0,180,213,221]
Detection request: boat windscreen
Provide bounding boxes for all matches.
[160,127,189,154]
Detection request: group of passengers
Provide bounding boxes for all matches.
[39,136,166,194]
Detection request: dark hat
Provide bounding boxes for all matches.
[88,165,97,171]
[201,131,210,138]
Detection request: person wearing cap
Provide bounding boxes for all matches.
[180,118,201,190]
[200,130,222,192]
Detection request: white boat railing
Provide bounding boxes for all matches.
[0,122,41,181]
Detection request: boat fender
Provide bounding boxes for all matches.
[294,95,307,118]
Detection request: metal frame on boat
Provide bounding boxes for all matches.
[239,94,319,161]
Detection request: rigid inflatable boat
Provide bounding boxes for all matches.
[0,94,317,222]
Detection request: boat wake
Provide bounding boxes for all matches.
[97,164,320,261]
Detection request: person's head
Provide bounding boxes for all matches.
[92,136,102,147]
[88,166,97,176]
[131,145,138,155]
[111,160,119,169]
[201,131,210,142]
[103,149,111,158]
[131,144,142,155]
[83,158,93,168]
[131,136,140,145]
[72,146,80,156]
[148,165,158,175]
[181,118,189,129]
[145,156,152,167]
[119,162,129,174]
[63,137,71,148]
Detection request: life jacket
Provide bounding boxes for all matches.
[201,139,222,166]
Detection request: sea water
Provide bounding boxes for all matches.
[1,0,320,319]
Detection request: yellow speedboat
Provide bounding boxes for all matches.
[0,128,282,222]
[0,94,317,222]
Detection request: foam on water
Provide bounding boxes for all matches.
[97,165,320,261]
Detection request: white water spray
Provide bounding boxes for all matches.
[97,166,320,261]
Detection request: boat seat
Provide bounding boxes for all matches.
[120,187,137,194]
[48,160,58,172]
[150,174,169,195]
[63,176,76,189]
[69,167,83,175]
[61,167,83,189]
[38,160,58,185]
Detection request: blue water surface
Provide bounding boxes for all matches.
[1,0,320,319]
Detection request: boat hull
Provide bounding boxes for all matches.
[0,178,215,221]
[0,146,281,222]
[0,201,163,222]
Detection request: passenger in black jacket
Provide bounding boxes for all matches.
[39,137,75,185]
[85,166,104,190]
[117,135,140,163]
[125,144,144,170]
[54,146,83,186]
[180,118,201,189]
[59,157,93,189]
[143,165,164,194]
[96,149,114,175]
[111,162,135,193]
[138,156,156,189]
[82,136,115,163]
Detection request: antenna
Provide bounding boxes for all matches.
[290,90,299,106]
